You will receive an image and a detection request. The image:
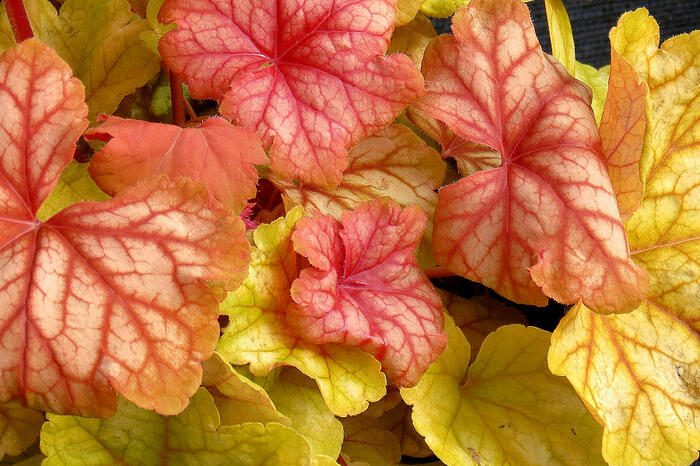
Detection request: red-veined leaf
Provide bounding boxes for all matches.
[158,0,424,187]
[0,40,250,417]
[86,116,267,213]
[417,0,647,313]
[290,199,446,386]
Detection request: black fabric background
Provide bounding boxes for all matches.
[430,0,700,68]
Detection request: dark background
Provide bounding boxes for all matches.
[430,0,700,67]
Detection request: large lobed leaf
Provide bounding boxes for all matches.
[549,9,700,465]
[217,207,387,416]
[417,0,647,314]
[401,318,605,465]
[158,0,423,187]
[0,40,249,417]
[290,199,446,386]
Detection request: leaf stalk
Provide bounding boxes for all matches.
[5,0,33,42]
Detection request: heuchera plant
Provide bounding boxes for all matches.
[0,0,697,464]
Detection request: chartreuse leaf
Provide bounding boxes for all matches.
[418,0,647,313]
[217,207,386,416]
[266,369,344,459]
[36,162,110,222]
[439,290,527,362]
[402,317,606,465]
[140,0,175,57]
[388,14,436,66]
[0,402,43,459]
[40,388,319,465]
[0,0,160,120]
[160,0,423,187]
[573,62,610,124]
[201,353,290,427]
[549,10,700,466]
[419,0,469,18]
[544,0,575,74]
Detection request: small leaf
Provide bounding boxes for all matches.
[159,0,423,187]
[402,318,606,466]
[388,14,436,67]
[0,402,44,459]
[599,47,648,221]
[35,162,110,222]
[86,116,267,213]
[201,353,290,427]
[217,207,386,416]
[420,0,469,18]
[267,369,344,459]
[573,62,610,124]
[544,0,575,74]
[341,415,402,466]
[439,290,527,362]
[418,0,647,313]
[40,388,317,465]
[396,0,424,27]
[290,199,446,386]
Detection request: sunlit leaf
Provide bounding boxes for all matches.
[549,10,700,465]
[573,62,610,124]
[290,199,446,386]
[0,402,43,459]
[159,0,423,187]
[544,0,575,74]
[86,116,267,213]
[217,207,386,416]
[420,0,468,18]
[418,0,647,313]
[402,318,606,466]
[40,388,317,465]
[0,0,160,120]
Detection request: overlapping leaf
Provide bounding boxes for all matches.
[0,0,160,120]
[340,414,402,466]
[388,14,436,67]
[549,10,700,465]
[217,207,386,416]
[40,388,317,465]
[290,199,446,386]
[0,402,43,459]
[418,0,647,313]
[158,0,423,187]
[35,162,110,222]
[402,318,606,465]
[86,116,267,213]
[0,40,249,417]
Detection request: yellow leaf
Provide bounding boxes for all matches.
[341,414,402,466]
[0,0,160,120]
[201,353,291,427]
[402,318,605,465]
[36,161,110,221]
[266,369,344,459]
[550,11,700,464]
[0,402,43,459]
[440,290,527,362]
[544,0,575,74]
[420,0,469,18]
[389,14,437,67]
[396,0,424,26]
[217,207,386,416]
[574,62,610,124]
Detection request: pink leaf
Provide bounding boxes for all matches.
[418,0,647,313]
[158,0,424,187]
[290,199,446,386]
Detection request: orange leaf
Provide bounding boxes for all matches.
[0,40,250,417]
[599,47,648,221]
[158,0,424,187]
[417,0,647,313]
[86,116,267,213]
[290,199,446,386]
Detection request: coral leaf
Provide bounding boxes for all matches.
[217,208,386,416]
[86,116,267,213]
[418,0,647,313]
[402,318,606,466]
[290,199,446,386]
[158,0,423,187]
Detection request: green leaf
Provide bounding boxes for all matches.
[574,62,610,124]
[40,388,317,465]
[401,318,606,465]
[0,0,160,120]
[217,207,386,417]
[36,162,110,221]
[0,402,44,460]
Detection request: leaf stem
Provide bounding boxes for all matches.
[5,0,33,42]
[423,266,456,279]
[169,70,186,126]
